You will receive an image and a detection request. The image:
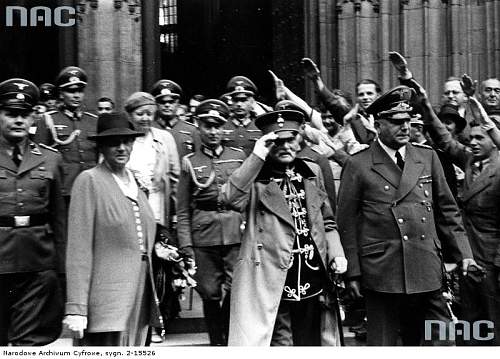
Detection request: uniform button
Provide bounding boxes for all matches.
[137,225,142,231]
[403,235,408,241]
[39,166,45,170]
[138,232,143,238]
[135,212,140,218]
[419,183,423,188]
[257,244,263,250]
[17,188,23,193]
[398,218,404,224]
[133,205,139,211]
[384,186,390,191]
[424,190,429,197]
[427,207,432,212]
[421,217,427,223]
[17,202,23,206]
[79,161,84,164]
[79,150,84,153]
[136,219,141,224]
[421,235,426,240]
[260,210,265,215]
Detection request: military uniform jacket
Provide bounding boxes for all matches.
[176,145,246,248]
[222,117,262,156]
[0,141,66,273]
[337,141,472,294]
[33,108,98,196]
[153,116,197,159]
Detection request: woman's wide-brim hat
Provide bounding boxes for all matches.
[88,112,144,140]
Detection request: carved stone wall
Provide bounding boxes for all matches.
[77,0,142,111]
[306,0,500,105]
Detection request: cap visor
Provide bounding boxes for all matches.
[275,130,298,139]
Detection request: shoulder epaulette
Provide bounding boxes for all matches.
[351,146,370,156]
[228,146,244,152]
[183,120,197,127]
[412,142,433,150]
[38,143,60,153]
[179,130,192,135]
[45,110,58,115]
[83,112,98,118]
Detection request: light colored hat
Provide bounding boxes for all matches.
[124,92,157,113]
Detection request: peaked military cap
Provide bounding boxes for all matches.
[226,76,257,97]
[367,85,415,120]
[255,109,304,139]
[195,99,230,125]
[151,79,183,100]
[438,103,466,132]
[39,83,56,101]
[274,100,310,121]
[56,66,88,89]
[0,78,39,110]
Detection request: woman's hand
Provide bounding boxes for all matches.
[63,315,87,339]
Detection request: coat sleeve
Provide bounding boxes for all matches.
[336,157,362,278]
[65,171,97,317]
[175,162,193,249]
[430,149,473,262]
[164,131,180,223]
[220,153,265,212]
[49,153,67,274]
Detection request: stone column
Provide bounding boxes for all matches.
[77,0,142,112]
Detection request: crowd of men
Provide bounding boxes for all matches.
[0,51,499,346]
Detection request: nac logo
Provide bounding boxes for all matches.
[425,320,494,341]
[5,6,76,27]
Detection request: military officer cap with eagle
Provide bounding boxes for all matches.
[56,66,88,89]
[194,99,230,125]
[367,85,415,122]
[0,78,39,110]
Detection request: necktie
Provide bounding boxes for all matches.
[395,150,405,171]
[12,145,21,167]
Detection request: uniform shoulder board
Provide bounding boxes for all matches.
[412,142,433,150]
[45,110,58,115]
[228,146,244,153]
[183,120,197,127]
[38,143,60,153]
[83,112,98,118]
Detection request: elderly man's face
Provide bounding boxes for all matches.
[480,79,500,109]
[268,134,299,165]
[442,80,467,107]
[376,117,411,150]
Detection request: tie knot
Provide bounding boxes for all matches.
[395,150,405,170]
[12,145,22,167]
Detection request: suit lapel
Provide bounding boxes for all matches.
[394,144,425,203]
[258,181,294,229]
[370,141,401,188]
[303,177,325,222]
[462,158,499,202]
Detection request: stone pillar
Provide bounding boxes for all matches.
[77,0,142,112]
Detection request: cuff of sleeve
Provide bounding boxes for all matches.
[65,303,88,316]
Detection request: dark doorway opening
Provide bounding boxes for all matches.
[160,0,274,104]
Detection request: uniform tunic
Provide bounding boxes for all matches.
[33,108,98,196]
[222,117,262,156]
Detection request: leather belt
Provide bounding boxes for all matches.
[195,201,227,212]
[0,214,49,228]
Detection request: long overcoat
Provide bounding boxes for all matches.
[65,164,163,332]
[222,154,343,346]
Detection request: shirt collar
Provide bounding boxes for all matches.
[201,145,223,158]
[231,117,252,127]
[378,139,406,164]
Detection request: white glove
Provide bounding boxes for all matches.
[63,315,87,339]
[330,257,348,274]
[253,132,278,160]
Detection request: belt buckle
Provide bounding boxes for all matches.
[14,216,30,227]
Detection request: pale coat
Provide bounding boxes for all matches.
[149,127,180,225]
[221,154,344,346]
[65,164,162,332]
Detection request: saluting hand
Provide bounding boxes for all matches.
[253,132,279,160]
[460,74,477,97]
[388,51,412,80]
[301,58,320,79]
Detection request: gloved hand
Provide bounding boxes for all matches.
[63,315,87,339]
[252,132,279,160]
[330,256,348,274]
